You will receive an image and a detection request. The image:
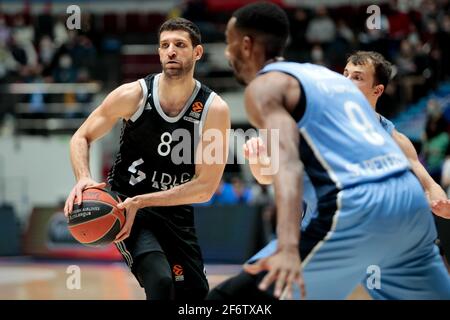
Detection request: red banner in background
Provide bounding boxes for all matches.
[23,207,122,261]
[205,0,286,12]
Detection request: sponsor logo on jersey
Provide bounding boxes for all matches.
[150,171,192,191]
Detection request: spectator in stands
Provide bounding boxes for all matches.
[12,16,37,65]
[386,0,413,40]
[53,14,69,47]
[0,14,11,46]
[422,100,450,183]
[437,14,450,80]
[75,68,95,110]
[38,35,55,76]
[305,6,336,45]
[213,177,253,205]
[35,3,54,42]
[395,39,425,103]
[0,42,17,82]
[310,44,326,66]
[182,0,222,42]
[287,8,309,61]
[52,54,77,83]
[71,34,96,70]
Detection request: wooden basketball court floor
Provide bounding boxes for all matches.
[0,257,370,299]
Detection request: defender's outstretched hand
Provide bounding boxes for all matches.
[244,247,305,300]
[243,137,271,165]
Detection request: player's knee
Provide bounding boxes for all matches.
[143,274,174,300]
[152,273,174,291]
[136,251,174,300]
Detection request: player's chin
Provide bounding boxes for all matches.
[163,66,184,77]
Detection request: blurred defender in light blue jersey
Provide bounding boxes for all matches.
[206,2,450,300]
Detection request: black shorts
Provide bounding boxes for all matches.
[115,204,209,296]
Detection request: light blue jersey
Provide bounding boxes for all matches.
[301,114,395,229]
[261,62,410,201]
[246,62,450,300]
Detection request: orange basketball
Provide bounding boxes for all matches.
[68,188,125,247]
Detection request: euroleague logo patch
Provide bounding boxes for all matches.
[192,101,204,113]
[189,101,203,120]
[172,264,185,281]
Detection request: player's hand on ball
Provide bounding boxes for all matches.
[115,197,140,242]
[243,246,305,300]
[64,178,106,217]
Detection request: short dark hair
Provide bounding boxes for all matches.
[159,18,201,47]
[232,1,290,59]
[347,51,393,87]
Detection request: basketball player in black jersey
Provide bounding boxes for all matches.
[64,18,230,300]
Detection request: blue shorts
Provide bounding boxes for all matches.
[248,171,450,299]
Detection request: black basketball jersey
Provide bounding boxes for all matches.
[108,73,216,203]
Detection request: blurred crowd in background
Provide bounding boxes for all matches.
[1,0,450,239]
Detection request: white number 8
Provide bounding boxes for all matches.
[344,101,384,146]
[158,132,172,156]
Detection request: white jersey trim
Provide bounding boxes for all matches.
[129,79,148,122]
[115,241,133,267]
[199,92,217,135]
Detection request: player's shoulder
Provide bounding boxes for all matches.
[102,80,143,120]
[251,71,295,87]
[115,80,143,100]
[210,93,228,108]
[208,94,230,118]
[199,93,230,131]
[245,71,298,103]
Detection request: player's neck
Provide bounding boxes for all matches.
[264,56,284,67]
[158,74,196,115]
[248,56,284,83]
